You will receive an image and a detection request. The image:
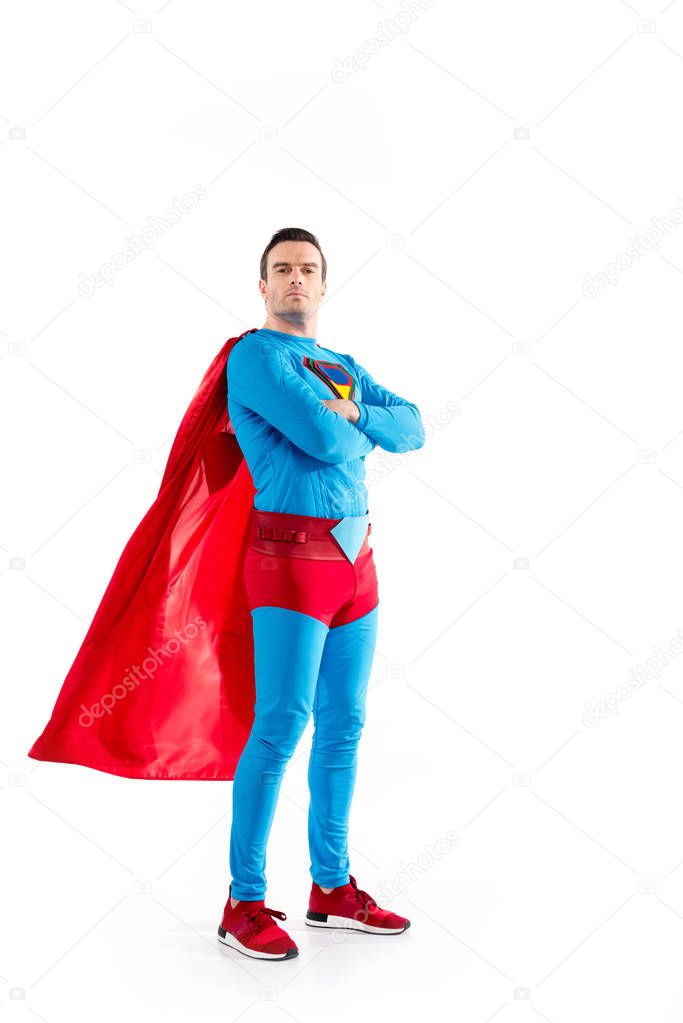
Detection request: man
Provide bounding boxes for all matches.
[28,225,424,964]
[219,227,425,960]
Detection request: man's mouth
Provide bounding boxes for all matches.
[287,291,305,297]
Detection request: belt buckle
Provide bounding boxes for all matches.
[256,525,308,544]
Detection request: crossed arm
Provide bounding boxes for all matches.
[227,338,425,464]
[339,352,425,454]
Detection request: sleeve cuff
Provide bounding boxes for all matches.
[354,400,370,432]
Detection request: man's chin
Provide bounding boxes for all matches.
[274,310,308,327]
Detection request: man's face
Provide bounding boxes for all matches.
[259,241,326,324]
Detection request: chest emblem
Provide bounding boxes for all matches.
[302,357,356,400]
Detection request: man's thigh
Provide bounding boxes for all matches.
[313,604,379,729]
[251,607,329,747]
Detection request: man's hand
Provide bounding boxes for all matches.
[321,398,360,424]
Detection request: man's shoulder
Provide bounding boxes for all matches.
[228,332,282,375]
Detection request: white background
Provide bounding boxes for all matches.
[3,0,683,1018]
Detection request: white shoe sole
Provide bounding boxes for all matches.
[305,912,410,935]
[217,926,298,960]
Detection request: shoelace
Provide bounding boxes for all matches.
[348,874,377,911]
[246,905,287,928]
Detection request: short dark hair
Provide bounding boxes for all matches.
[259,227,327,284]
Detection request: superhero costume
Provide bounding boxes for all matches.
[225,328,423,896]
[27,326,424,897]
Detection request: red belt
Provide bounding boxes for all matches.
[250,508,372,561]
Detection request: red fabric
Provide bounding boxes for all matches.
[28,327,260,780]
[245,509,377,628]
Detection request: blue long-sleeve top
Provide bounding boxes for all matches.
[227,327,425,517]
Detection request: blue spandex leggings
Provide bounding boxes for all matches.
[229,602,379,901]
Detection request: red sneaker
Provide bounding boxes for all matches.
[306,874,411,935]
[218,884,299,960]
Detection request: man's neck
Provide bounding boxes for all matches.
[261,317,317,339]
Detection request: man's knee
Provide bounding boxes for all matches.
[312,718,365,753]
[252,706,311,760]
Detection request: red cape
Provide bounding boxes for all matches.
[28,327,260,780]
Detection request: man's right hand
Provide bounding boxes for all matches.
[321,398,360,424]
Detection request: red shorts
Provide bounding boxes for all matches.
[243,508,379,628]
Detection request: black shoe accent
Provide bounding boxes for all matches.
[306,910,329,922]
[218,926,226,938]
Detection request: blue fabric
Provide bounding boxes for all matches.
[330,513,370,563]
[227,327,425,517]
[230,604,379,899]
